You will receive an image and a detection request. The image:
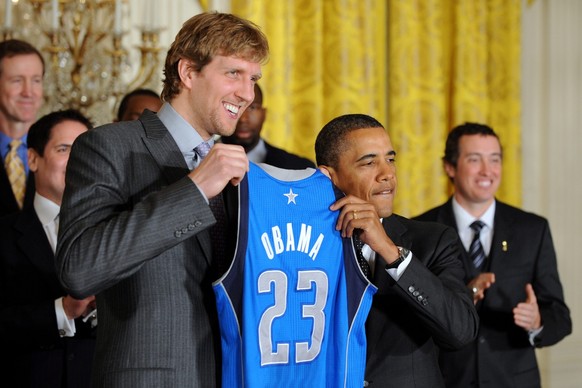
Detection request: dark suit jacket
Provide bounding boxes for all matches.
[415,198,572,388]
[56,111,221,387]
[0,162,35,217]
[0,205,95,388]
[263,140,315,169]
[364,214,478,387]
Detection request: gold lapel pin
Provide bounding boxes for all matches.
[502,241,508,252]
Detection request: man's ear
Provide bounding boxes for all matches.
[178,59,195,89]
[318,165,333,180]
[28,149,39,173]
[443,162,455,180]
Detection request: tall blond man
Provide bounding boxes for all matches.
[56,12,269,387]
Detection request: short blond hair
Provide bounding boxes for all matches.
[161,12,269,101]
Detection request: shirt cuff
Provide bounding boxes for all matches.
[385,250,412,281]
[55,297,76,337]
[528,325,544,346]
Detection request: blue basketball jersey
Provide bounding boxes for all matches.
[213,162,377,387]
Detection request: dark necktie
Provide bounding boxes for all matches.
[469,220,486,269]
[353,233,371,280]
[194,141,227,261]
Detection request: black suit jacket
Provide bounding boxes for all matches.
[415,198,572,388]
[0,162,35,217]
[0,205,95,387]
[263,141,315,169]
[364,214,478,387]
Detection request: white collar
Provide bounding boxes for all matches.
[33,193,60,227]
[452,197,495,231]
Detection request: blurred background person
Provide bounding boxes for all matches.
[115,88,163,122]
[0,39,44,217]
[221,83,315,169]
[0,109,96,388]
[414,122,571,388]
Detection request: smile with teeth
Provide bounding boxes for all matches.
[375,188,393,195]
[224,102,240,115]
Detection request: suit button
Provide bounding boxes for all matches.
[413,291,420,297]
[422,299,428,306]
[417,295,423,301]
[194,221,202,227]
[188,223,195,230]
[408,286,415,293]
[174,230,182,238]
[182,227,188,234]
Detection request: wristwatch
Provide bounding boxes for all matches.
[385,246,410,269]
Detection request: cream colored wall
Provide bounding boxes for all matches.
[124,0,204,93]
[522,0,582,386]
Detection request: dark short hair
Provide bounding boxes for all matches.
[0,39,45,75]
[315,113,384,168]
[161,12,269,101]
[116,88,160,121]
[443,122,501,167]
[28,109,93,156]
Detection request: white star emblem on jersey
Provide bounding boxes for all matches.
[283,188,298,204]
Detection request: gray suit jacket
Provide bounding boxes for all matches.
[56,111,220,387]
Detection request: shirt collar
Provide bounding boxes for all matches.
[157,102,204,153]
[452,196,496,231]
[33,193,60,227]
[246,138,267,164]
[0,131,27,158]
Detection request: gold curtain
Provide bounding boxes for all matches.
[389,0,521,216]
[231,0,388,164]
[230,0,521,217]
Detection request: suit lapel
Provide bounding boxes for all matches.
[366,215,411,361]
[140,111,190,183]
[487,202,513,273]
[372,215,410,288]
[138,111,212,261]
[0,164,35,213]
[436,199,477,279]
[14,208,58,277]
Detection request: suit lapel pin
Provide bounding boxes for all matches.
[502,240,508,252]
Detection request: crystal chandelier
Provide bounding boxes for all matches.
[2,0,162,125]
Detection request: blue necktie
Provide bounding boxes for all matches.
[469,220,486,269]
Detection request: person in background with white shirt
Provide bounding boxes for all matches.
[0,109,95,388]
[414,122,572,388]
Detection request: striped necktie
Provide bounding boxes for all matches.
[469,220,486,269]
[5,139,26,209]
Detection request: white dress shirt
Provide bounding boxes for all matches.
[246,138,268,164]
[34,193,75,337]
